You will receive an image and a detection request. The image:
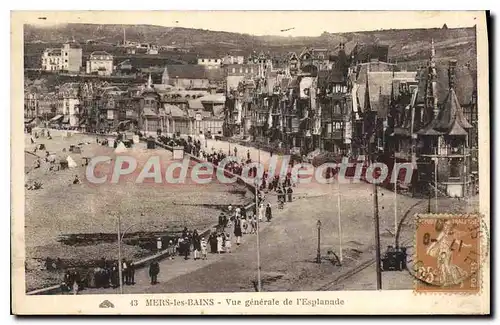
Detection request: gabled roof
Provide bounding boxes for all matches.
[188,99,204,110]
[351,44,389,63]
[367,72,394,113]
[199,94,226,104]
[90,51,113,58]
[164,104,186,117]
[166,65,209,80]
[416,62,476,105]
[434,88,473,131]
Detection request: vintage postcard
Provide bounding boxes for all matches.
[11,11,490,315]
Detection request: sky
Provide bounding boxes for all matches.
[22,11,483,37]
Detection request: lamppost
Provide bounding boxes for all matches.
[254,176,262,292]
[115,214,142,294]
[316,220,322,264]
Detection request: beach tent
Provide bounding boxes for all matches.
[66,155,78,168]
[114,141,127,154]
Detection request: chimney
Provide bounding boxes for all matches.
[448,59,457,89]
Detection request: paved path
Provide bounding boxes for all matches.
[79,139,480,294]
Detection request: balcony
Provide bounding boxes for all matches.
[321,113,345,122]
[322,131,343,140]
[420,146,471,158]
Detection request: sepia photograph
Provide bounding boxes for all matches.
[11,10,490,315]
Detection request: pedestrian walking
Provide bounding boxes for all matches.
[201,237,208,260]
[72,270,80,295]
[225,232,232,253]
[149,261,160,285]
[216,233,223,254]
[192,230,201,260]
[234,217,242,245]
[247,149,250,161]
[209,231,218,253]
[218,213,224,228]
[258,203,265,222]
[110,263,119,288]
[183,235,190,260]
[169,240,176,259]
[242,217,248,234]
[266,203,272,222]
[129,262,135,285]
[122,259,128,285]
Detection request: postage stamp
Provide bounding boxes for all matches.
[413,214,485,294]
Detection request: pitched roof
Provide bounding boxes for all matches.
[416,62,476,105]
[351,44,389,63]
[166,65,209,80]
[367,72,394,114]
[164,104,186,117]
[199,94,226,104]
[434,88,473,132]
[188,99,204,110]
[90,51,113,58]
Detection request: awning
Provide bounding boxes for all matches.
[50,114,63,122]
[24,117,35,124]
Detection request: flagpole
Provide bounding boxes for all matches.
[337,172,343,263]
[434,158,438,213]
[394,155,398,244]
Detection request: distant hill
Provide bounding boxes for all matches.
[24,23,477,68]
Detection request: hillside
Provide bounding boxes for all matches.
[24,23,477,68]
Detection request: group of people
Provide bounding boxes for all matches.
[60,258,136,294]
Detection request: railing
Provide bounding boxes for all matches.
[322,131,343,139]
[420,147,471,156]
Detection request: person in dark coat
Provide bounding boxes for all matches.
[63,270,73,292]
[182,235,191,260]
[111,263,119,288]
[234,218,242,245]
[192,230,201,260]
[218,213,224,228]
[287,187,293,202]
[265,203,272,222]
[149,261,160,285]
[129,262,135,284]
[222,214,228,229]
[209,231,218,253]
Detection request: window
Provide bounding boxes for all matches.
[239,68,242,73]
[245,68,248,73]
[232,68,235,73]
[251,68,254,73]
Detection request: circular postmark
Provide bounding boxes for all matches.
[404,213,489,293]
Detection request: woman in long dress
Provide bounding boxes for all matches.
[209,232,218,254]
[258,203,265,222]
[225,232,232,253]
[234,217,242,245]
[216,233,223,254]
[192,230,201,260]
